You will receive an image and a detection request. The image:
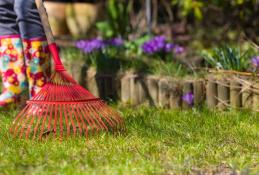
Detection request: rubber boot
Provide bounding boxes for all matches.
[23,38,51,98]
[0,35,27,107]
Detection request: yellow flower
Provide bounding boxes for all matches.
[9,86,22,94]
[12,50,17,55]
[14,67,20,74]
[5,98,14,103]
[37,80,44,87]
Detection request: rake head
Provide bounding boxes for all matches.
[10,70,124,140]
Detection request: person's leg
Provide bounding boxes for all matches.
[0,0,27,107]
[14,0,50,97]
[0,0,19,36]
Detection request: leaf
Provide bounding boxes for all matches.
[194,7,203,20]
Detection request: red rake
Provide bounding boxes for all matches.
[9,0,124,140]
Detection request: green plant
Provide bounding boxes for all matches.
[150,60,189,77]
[172,0,204,20]
[124,35,151,57]
[202,45,255,71]
[61,47,84,61]
[96,0,132,39]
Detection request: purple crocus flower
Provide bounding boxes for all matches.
[75,40,86,49]
[251,56,259,67]
[107,37,124,47]
[76,38,105,53]
[165,43,174,52]
[142,36,185,56]
[142,36,167,54]
[173,45,185,54]
[182,92,194,106]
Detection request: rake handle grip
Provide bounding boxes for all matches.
[35,0,65,71]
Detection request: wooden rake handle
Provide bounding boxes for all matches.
[35,0,55,45]
[35,0,65,71]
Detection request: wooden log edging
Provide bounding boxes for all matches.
[170,80,182,109]
[206,76,218,108]
[230,80,242,109]
[217,79,230,110]
[66,66,259,111]
[120,74,203,109]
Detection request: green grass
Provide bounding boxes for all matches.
[0,106,258,175]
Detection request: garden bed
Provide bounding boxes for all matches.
[59,35,258,112]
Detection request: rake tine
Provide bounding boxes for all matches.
[46,103,54,137]
[91,102,115,131]
[75,105,84,136]
[83,103,101,136]
[33,104,48,140]
[68,105,77,137]
[38,104,51,140]
[104,104,124,127]
[86,102,109,132]
[95,102,121,130]
[54,104,58,138]
[57,104,63,141]
[20,106,37,139]
[72,104,82,136]
[13,112,27,138]
[76,104,89,138]
[64,104,70,138]
[25,104,42,139]
[80,104,95,137]
[10,104,30,134]
[83,104,101,135]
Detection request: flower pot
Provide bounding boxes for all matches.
[66,2,103,36]
[44,2,70,36]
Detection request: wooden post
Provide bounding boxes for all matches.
[70,61,85,83]
[86,68,99,97]
[193,80,205,107]
[137,76,147,104]
[98,76,105,99]
[242,81,253,109]
[182,81,194,109]
[217,79,230,110]
[158,78,170,108]
[145,75,159,106]
[130,75,139,105]
[252,82,259,111]
[230,79,242,109]
[121,74,131,103]
[103,75,114,99]
[206,76,218,108]
[170,80,182,109]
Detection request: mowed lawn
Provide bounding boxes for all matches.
[0,106,258,175]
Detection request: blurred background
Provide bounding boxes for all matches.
[45,0,259,48]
